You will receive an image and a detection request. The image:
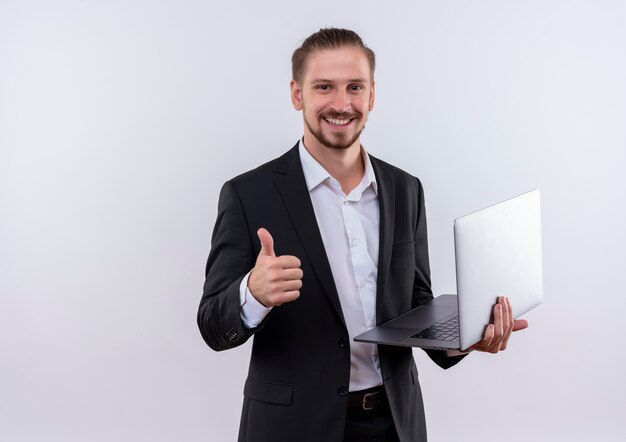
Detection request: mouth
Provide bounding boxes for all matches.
[322,116,355,128]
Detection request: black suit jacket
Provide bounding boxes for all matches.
[198,143,464,442]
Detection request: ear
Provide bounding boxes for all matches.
[290,80,303,111]
[369,80,375,111]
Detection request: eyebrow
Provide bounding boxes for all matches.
[310,78,370,84]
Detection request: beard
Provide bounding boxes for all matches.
[304,109,366,150]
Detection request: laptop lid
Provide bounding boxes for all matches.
[455,189,543,350]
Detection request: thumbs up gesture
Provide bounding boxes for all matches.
[248,228,303,307]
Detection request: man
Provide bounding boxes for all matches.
[197,28,527,442]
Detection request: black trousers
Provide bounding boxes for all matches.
[343,405,399,442]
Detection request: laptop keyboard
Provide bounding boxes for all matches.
[411,315,459,341]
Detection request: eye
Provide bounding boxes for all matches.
[349,84,364,92]
[315,84,331,91]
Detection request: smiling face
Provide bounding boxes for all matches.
[290,46,375,152]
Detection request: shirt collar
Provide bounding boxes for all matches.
[298,139,378,195]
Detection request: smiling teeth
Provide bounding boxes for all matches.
[325,117,350,126]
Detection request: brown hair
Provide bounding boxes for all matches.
[291,28,376,83]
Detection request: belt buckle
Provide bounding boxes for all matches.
[362,392,376,411]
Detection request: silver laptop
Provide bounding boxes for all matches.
[354,189,543,351]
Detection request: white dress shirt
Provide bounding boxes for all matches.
[239,140,383,391]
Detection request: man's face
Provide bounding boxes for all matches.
[290,47,375,151]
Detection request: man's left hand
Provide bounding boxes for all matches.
[469,296,528,353]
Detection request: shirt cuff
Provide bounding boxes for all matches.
[446,349,473,357]
[239,271,272,329]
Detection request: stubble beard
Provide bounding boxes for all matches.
[304,110,366,150]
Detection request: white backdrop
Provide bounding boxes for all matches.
[1,1,625,441]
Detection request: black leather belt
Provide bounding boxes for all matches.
[347,386,388,414]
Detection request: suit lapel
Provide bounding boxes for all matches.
[370,156,395,324]
[273,145,346,327]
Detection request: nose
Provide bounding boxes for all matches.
[330,89,351,113]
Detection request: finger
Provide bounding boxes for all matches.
[273,290,300,306]
[503,297,513,332]
[281,268,304,281]
[484,301,503,353]
[257,228,276,257]
[498,297,513,350]
[276,255,301,269]
[493,302,504,346]
[474,323,495,351]
[512,319,529,331]
[499,297,514,350]
[500,297,515,350]
[280,278,303,292]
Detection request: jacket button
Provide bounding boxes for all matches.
[337,385,348,396]
[338,338,348,348]
[224,328,238,341]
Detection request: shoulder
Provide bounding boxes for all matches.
[368,153,424,191]
[228,143,299,187]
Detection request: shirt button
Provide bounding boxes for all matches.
[359,281,366,288]
[337,385,349,396]
[352,239,359,246]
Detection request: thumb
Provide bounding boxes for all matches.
[257,228,276,257]
[512,319,529,332]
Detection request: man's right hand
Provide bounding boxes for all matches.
[248,228,303,307]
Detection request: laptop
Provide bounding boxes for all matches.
[354,189,543,351]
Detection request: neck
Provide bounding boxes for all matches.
[302,134,365,194]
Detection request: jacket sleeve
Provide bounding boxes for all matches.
[412,177,467,369]
[411,177,434,308]
[197,180,263,351]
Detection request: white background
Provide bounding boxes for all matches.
[1,1,625,441]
